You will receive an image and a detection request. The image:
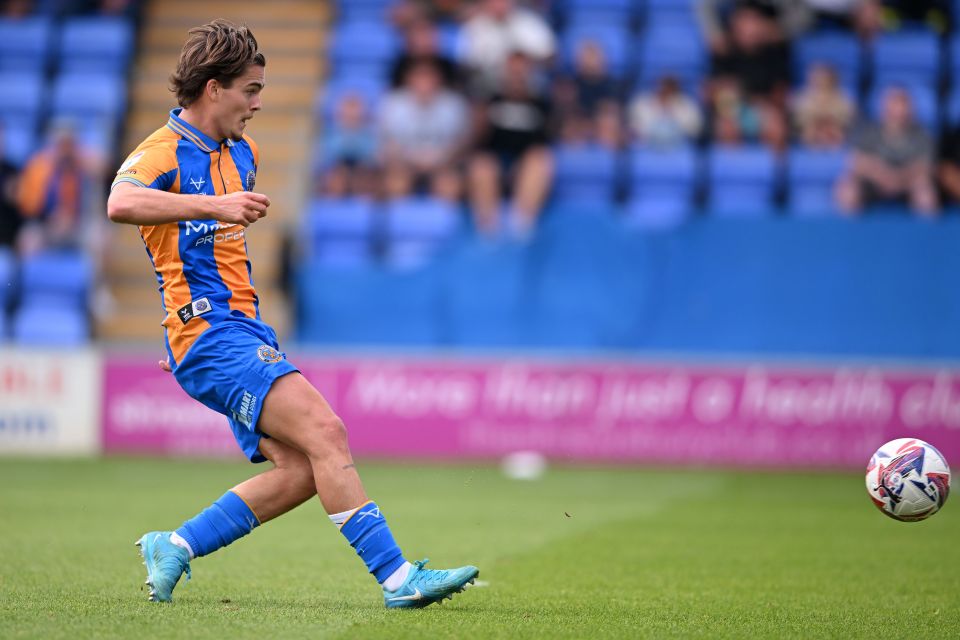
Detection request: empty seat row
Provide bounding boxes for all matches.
[0,248,91,345]
[303,197,464,269]
[554,144,851,225]
[0,16,133,73]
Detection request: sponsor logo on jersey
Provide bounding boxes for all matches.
[176,297,213,324]
[117,152,144,174]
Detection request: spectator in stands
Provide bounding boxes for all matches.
[835,87,937,216]
[392,0,469,29]
[389,17,459,89]
[792,64,855,148]
[0,127,21,249]
[552,40,622,147]
[936,120,960,207]
[629,76,703,148]
[802,0,883,38]
[704,4,791,151]
[16,123,100,254]
[880,0,950,33]
[458,0,556,95]
[378,59,469,202]
[468,51,554,239]
[698,1,812,57]
[318,94,378,198]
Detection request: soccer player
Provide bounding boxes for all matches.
[106,20,478,608]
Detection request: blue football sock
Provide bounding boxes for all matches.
[176,491,260,558]
[339,501,406,584]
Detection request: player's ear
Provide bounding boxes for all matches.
[206,78,221,102]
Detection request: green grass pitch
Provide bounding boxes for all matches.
[1,458,958,639]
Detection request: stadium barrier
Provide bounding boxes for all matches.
[0,349,100,455]
[95,353,960,469]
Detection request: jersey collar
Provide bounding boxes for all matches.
[166,108,233,153]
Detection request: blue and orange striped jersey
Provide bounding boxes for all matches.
[112,108,261,365]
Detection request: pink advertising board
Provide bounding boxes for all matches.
[103,355,960,469]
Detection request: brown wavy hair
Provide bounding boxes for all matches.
[170,19,266,108]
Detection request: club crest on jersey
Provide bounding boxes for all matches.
[176,297,212,324]
[245,170,256,191]
[257,345,282,363]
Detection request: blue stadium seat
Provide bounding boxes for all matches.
[304,197,376,267]
[384,197,461,269]
[0,74,46,120]
[59,17,134,73]
[12,303,88,346]
[553,144,618,204]
[786,147,847,217]
[637,25,705,89]
[868,83,938,129]
[1,115,38,166]
[334,0,392,23]
[317,76,386,121]
[437,22,461,61]
[329,21,399,82]
[644,0,699,31]
[794,32,862,91]
[0,247,14,309]
[950,34,960,78]
[385,197,460,239]
[0,17,53,73]
[629,145,698,223]
[946,87,960,125]
[872,31,941,88]
[20,250,92,305]
[707,146,778,217]
[51,73,125,119]
[562,25,631,77]
[624,194,690,230]
[565,0,635,28]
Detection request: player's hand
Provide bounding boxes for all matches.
[158,357,172,373]
[212,191,271,227]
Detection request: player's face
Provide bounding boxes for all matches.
[217,64,265,141]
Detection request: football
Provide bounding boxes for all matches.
[866,438,951,522]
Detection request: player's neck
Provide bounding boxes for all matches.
[178,107,225,144]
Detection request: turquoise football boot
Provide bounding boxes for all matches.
[136,531,191,602]
[383,559,479,609]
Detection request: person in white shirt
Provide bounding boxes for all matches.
[378,59,470,201]
[458,0,556,94]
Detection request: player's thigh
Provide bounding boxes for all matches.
[257,372,346,455]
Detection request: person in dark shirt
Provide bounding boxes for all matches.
[389,17,459,89]
[936,120,960,207]
[468,51,554,239]
[0,127,22,249]
[705,4,791,151]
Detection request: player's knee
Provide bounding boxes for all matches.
[302,411,349,455]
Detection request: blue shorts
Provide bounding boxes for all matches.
[173,316,299,463]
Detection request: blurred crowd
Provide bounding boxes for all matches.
[315,0,960,239]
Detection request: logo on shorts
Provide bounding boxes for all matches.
[257,345,282,363]
[233,390,258,427]
[245,170,256,191]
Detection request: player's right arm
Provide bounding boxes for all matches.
[106,139,269,227]
[107,182,270,227]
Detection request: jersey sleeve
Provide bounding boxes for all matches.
[111,140,179,191]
